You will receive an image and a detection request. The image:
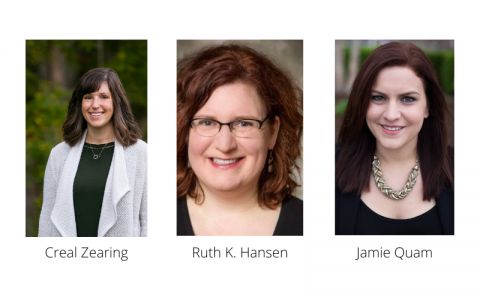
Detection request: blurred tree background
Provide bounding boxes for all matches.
[26,40,147,237]
[335,40,454,146]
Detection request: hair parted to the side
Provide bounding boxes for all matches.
[62,68,142,147]
[177,44,303,209]
[336,42,454,200]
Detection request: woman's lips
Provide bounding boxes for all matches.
[209,157,245,169]
[89,112,105,119]
[381,124,404,135]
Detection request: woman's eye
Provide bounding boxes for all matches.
[371,95,385,101]
[84,95,92,100]
[402,96,416,103]
[236,120,254,127]
[198,119,214,126]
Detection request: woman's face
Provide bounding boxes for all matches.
[82,82,114,131]
[188,82,279,196]
[366,66,429,152]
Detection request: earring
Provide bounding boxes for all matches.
[268,149,274,173]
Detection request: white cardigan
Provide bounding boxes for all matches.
[38,131,147,237]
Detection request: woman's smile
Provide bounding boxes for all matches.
[366,66,429,152]
[82,82,114,130]
[88,111,105,119]
[188,82,279,193]
[209,157,245,168]
[380,124,405,135]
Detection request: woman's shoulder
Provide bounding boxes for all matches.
[45,142,71,172]
[280,195,303,218]
[124,139,147,156]
[275,194,303,236]
[49,141,71,159]
[177,195,187,203]
[176,195,192,236]
[135,139,148,148]
[282,194,303,208]
[123,140,147,173]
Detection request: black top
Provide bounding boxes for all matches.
[177,195,303,236]
[73,142,114,237]
[335,145,454,235]
[354,200,443,235]
[336,182,454,235]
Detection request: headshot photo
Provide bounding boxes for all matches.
[26,40,147,237]
[335,40,454,235]
[177,40,303,236]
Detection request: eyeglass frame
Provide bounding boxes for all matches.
[189,116,271,137]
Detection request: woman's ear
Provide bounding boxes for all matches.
[268,116,280,149]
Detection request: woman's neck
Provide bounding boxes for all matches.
[375,139,418,166]
[195,184,260,215]
[86,123,115,144]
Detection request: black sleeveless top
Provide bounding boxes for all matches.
[73,142,115,237]
[177,195,303,236]
[354,200,443,235]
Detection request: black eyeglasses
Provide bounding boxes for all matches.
[190,117,270,138]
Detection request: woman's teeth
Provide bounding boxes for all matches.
[212,158,240,165]
[382,125,402,131]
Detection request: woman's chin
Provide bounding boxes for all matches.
[87,121,107,128]
[200,178,247,194]
[377,139,406,151]
[86,119,113,130]
[209,183,243,193]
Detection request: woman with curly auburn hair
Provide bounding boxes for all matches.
[39,68,147,237]
[177,44,303,236]
[336,42,454,235]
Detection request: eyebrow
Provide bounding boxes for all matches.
[193,114,262,120]
[371,89,420,96]
[85,91,111,96]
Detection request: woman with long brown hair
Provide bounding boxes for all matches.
[177,44,303,236]
[336,42,454,235]
[39,68,147,237]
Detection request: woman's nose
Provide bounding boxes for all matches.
[384,101,401,121]
[92,97,101,108]
[214,125,237,152]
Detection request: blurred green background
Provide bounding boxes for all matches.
[26,40,147,237]
[335,40,454,146]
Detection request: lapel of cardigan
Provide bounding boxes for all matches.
[97,139,131,237]
[435,187,454,235]
[339,191,361,235]
[50,131,87,237]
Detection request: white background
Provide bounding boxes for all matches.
[1,0,479,299]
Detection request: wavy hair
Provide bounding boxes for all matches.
[336,42,454,199]
[62,68,141,147]
[177,44,303,209]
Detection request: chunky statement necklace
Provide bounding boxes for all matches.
[372,155,419,200]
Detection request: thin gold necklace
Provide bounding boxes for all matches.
[85,139,114,160]
[372,155,419,200]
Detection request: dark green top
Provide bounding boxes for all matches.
[73,142,115,237]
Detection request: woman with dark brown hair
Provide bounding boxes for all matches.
[177,44,303,236]
[336,42,454,235]
[39,68,147,237]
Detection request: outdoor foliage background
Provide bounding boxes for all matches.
[25,40,147,237]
